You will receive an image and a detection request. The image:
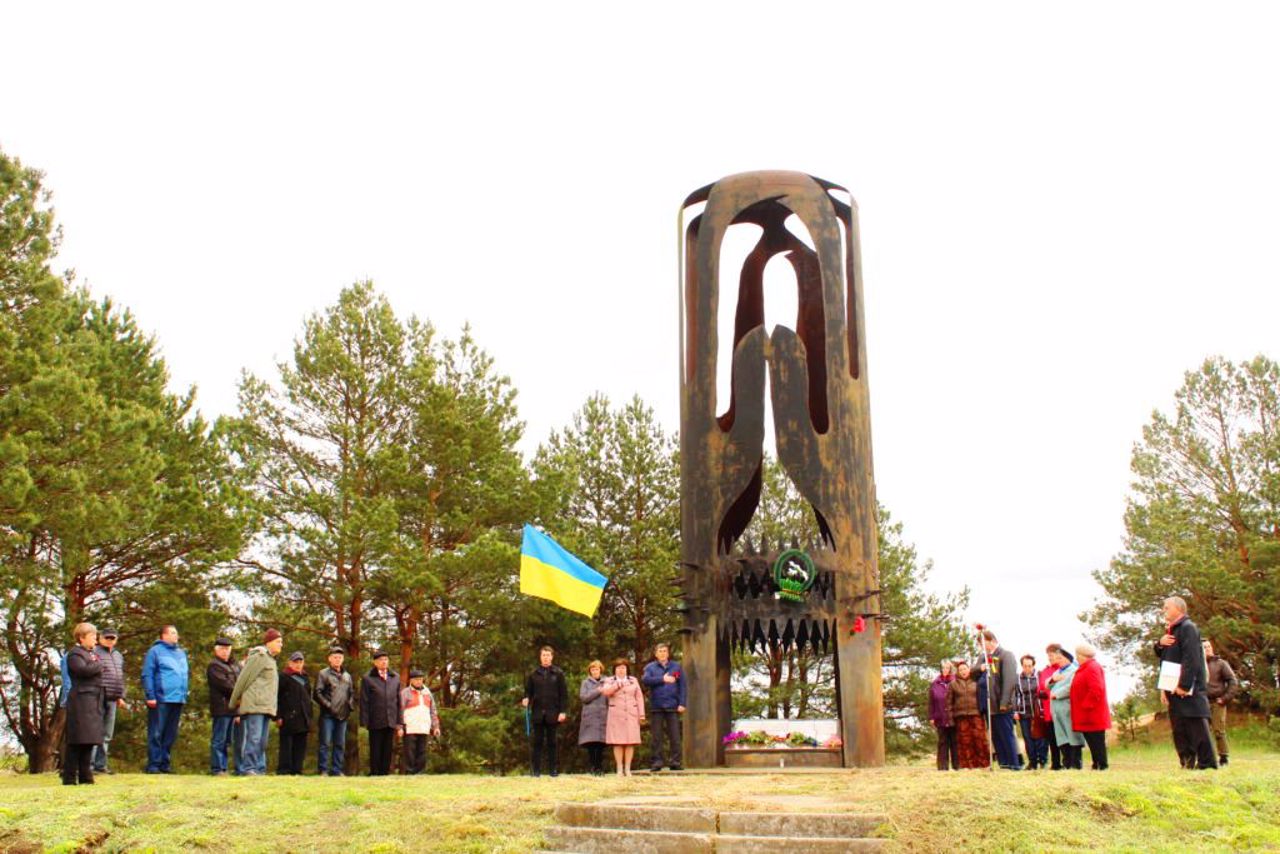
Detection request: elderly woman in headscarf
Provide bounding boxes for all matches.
[1071,643,1111,770]
[1047,645,1084,769]
[929,660,958,770]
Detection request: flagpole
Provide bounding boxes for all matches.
[975,623,996,773]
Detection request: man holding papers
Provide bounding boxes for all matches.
[1155,596,1217,770]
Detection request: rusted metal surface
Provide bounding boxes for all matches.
[678,171,884,768]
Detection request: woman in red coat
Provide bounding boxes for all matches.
[1070,643,1111,770]
[1038,643,1064,770]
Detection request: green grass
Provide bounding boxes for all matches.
[0,743,1277,852]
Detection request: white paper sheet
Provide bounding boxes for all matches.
[1157,659,1183,692]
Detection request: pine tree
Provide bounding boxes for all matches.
[1088,356,1280,710]
[0,150,249,770]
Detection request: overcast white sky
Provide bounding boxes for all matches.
[6,3,1280,695]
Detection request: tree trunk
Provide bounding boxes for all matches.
[25,710,64,774]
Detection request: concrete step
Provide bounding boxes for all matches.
[543,826,886,853]
[716,835,888,853]
[720,811,885,838]
[555,803,716,833]
[554,803,886,838]
[544,826,713,853]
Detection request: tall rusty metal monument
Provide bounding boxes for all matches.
[678,171,885,768]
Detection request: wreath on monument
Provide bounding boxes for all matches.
[772,549,817,602]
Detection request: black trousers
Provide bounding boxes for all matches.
[402,734,428,774]
[1081,730,1108,770]
[277,731,307,775]
[62,743,96,785]
[583,741,605,774]
[1045,723,1062,769]
[1060,744,1084,769]
[649,709,682,769]
[935,725,958,770]
[368,727,395,776]
[531,720,558,774]
[1173,715,1217,769]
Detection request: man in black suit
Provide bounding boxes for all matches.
[1156,596,1217,770]
[522,645,568,777]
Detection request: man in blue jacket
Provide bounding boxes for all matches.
[141,624,190,773]
[641,643,686,772]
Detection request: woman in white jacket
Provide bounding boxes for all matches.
[399,669,441,774]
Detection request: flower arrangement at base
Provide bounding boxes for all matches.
[722,730,826,749]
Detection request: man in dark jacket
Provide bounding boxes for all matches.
[641,642,686,772]
[92,628,126,774]
[360,649,402,776]
[207,637,241,775]
[1156,596,1217,769]
[276,652,312,775]
[1203,640,1239,766]
[313,646,355,776]
[980,630,1022,770]
[521,645,568,777]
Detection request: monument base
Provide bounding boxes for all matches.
[723,748,842,769]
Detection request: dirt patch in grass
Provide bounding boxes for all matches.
[0,827,42,854]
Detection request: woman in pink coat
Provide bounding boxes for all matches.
[601,658,645,776]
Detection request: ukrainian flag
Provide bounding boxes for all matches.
[519,524,608,617]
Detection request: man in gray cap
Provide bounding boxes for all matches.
[360,649,402,776]
[313,646,355,776]
[207,636,241,775]
[92,628,126,774]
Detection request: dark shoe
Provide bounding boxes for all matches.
[1219,755,1229,766]
[668,766,683,772]
[549,771,559,778]
[650,766,662,773]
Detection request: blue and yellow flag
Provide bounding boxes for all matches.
[519,524,607,617]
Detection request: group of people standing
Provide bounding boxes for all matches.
[59,624,441,783]
[522,642,686,777]
[928,598,1240,774]
[928,630,1112,773]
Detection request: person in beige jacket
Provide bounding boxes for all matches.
[228,629,283,775]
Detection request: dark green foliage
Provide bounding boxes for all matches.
[0,149,250,771]
[1088,356,1280,712]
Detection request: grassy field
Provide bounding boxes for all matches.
[1,740,1278,853]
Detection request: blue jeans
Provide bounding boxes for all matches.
[93,701,118,771]
[991,712,1022,769]
[211,715,235,773]
[146,702,183,772]
[1018,716,1048,767]
[240,714,272,775]
[232,717,244,774]
[317,715,347,775]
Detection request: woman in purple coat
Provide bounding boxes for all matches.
[929,660,958,770]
